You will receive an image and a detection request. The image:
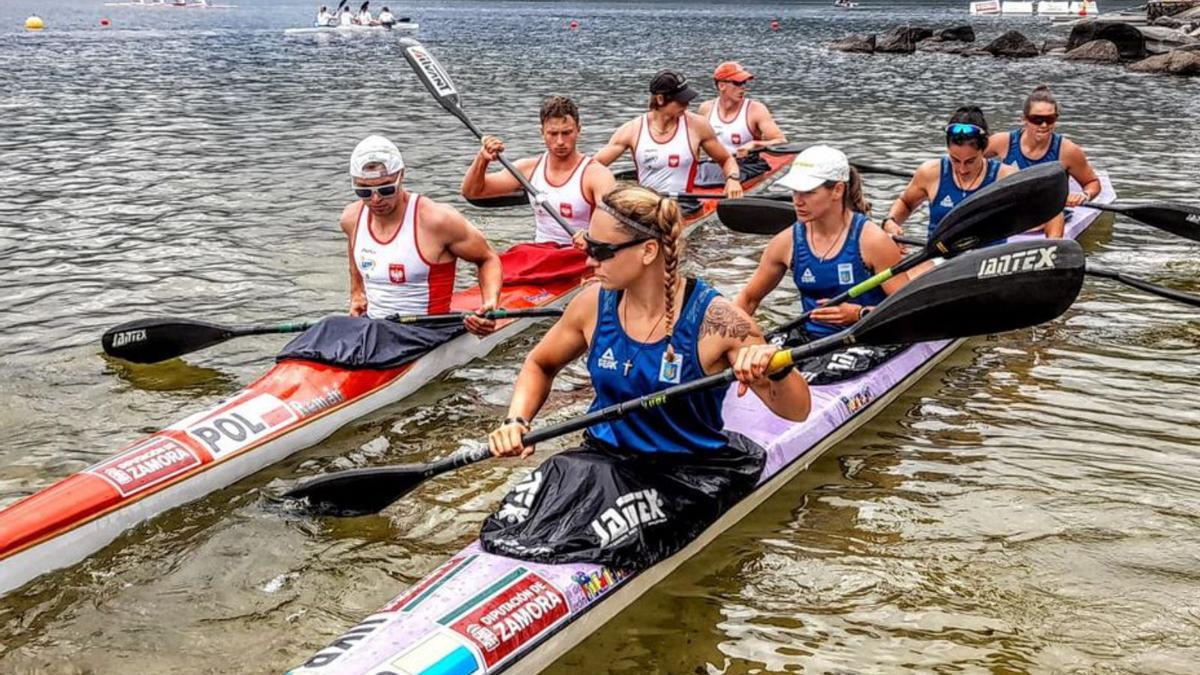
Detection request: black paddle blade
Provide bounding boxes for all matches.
[101,318,234,364]
[399,39,464,116]
[1102,202,1200,243]
[717,197,795,235]
[932,163,1069,255]
[854,238,1086,345]
[283,465,432,517]
[465,191,527,209]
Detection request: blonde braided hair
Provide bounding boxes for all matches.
[601,183,685,360]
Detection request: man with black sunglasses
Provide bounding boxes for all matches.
[593,70,743,200]
[697,61,786,159]
[338,135,502,336]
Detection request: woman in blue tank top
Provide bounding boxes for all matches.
[479,184,810,569]
[734,145,907,341]
[985,85,1102,217]
[881,106,1019,239]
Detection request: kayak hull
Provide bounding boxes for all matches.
[284,24,419,35]
[288,174,1114,674]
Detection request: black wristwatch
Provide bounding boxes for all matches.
[503,416,529,428]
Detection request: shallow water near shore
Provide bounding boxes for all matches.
[2,0,1199,672]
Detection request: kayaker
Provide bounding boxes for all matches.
[696,61,787,158]
[377,6,394,25]
[315,5,332,26]
[460,95,616,248]
[986,84,1102,233]
[479,184,810,569]
[339,8,353,26]
[355,2,372,25]
[593,70,744,199]
[339,135,502,336]
[880,106,1027,239]
[734,145,907,341]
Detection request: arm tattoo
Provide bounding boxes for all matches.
[701,301,760,341]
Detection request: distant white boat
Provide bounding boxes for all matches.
[283,21,419,35]
[103,1,237,8]
[969,0,1099,15]
[833,0,861,8]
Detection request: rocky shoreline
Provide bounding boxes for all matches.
[829,2,1200,76]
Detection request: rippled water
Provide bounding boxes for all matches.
[2,0,1199,672]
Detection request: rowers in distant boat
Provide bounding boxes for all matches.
[461,95,616,248]
[594,70,744,200]
[833,0,860,8]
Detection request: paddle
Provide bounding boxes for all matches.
[399,39,576,241]
[102,308,564,364]
[282,237,1087,516]
[758,144,913,178]
[769,162,1070,340]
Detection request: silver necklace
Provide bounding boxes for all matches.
[620,297,667,377]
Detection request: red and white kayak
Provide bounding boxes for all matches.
[0,151,797,598]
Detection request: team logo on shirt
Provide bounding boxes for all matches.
[800,268,816,284]
[598,347,618,371]
[389,263,406,284]
[560,203,573,218]
[359,258,375,271]
[658,352,680,384]
[667,154,680,168]
[837,263,854,285]
[731,133,743,145]
[940,195,955,208]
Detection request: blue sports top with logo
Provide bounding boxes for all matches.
[586,278,727,454]
[1003,128,1063,169]
[928,157,1001,236]
[352,194,456,320]
[791,212,887,338]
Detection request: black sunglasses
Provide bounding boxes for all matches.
[353,178,401,200]
[583,233,650,261]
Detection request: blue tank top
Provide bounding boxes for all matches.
[790,212,886,338]
[586,278,727,454]
[928,156,1002,236]
[1003,128,1062,169]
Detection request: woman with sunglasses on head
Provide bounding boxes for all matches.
[986,85,1101,209]
[480,184,809,569]
[339,135,502,336]
[880,106,1029,239]
[734,146,907,343]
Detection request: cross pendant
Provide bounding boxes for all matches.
[622,360,633,377]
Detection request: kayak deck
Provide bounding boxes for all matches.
[288,175,1114,674]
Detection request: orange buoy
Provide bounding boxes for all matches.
[569,19,579,30]
[100,17,111,27]
[770,20,780,30]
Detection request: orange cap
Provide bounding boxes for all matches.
[713,61,754,83]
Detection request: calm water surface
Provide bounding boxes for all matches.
[2,0,1199,672]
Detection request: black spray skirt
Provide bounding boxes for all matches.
[480,432,765,571]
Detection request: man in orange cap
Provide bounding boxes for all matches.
[697,61,787,159]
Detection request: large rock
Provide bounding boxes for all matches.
[1065,39,1121,62]
[918,38,972,54]
[1068,21,1146,59]
[984,30,1040,57]
[1139,25,1200,54]
[1152,15,1184,28]
[1043,36,1069,53]
[876,25,934,53]
[938,25,976,42]
[829,34,876,53]
[1129,49,1200,75]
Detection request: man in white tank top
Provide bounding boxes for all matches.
[697,61,786,158]
[460,96,615,248]
[338,135,502,336]
[593,70,743,199]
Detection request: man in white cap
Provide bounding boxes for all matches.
[593,69,743,199]
[734,145,906,340]
[338,135,502,336]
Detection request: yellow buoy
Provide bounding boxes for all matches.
[25,15,45,30]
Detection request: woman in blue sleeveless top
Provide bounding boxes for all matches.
[881,106,1020,239]
[480,184,810,569]
[734,145,907,341]
[986,85,1102,221]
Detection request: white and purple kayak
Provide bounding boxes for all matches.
[288,176,1114,674]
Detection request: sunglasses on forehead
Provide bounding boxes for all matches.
[1026,114,1058,127]
[353,176,401,200]
[582,233,651,261]
[945,123,987,142]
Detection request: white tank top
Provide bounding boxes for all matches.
[527,152,594,246]
[707,98,755,154]
[352,194,456,320]
[633,113,697,194]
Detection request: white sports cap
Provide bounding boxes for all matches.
[349,135,405,179]
[776,145,850,192]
